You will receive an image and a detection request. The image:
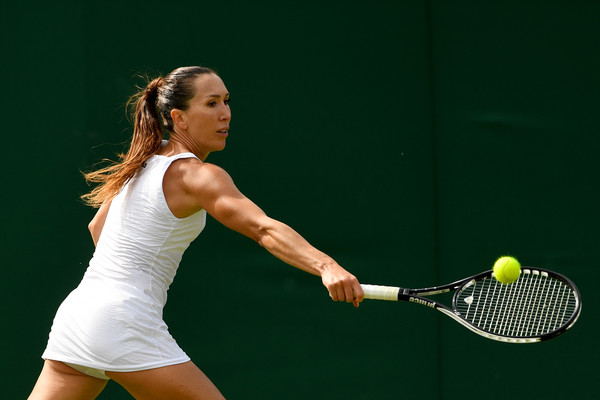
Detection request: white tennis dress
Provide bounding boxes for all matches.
[42,152,206,372]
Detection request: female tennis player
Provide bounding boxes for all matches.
[28,66,364,399]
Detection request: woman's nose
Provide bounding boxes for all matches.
[220,106,231,120]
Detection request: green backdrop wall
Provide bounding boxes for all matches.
[2,1,597,399]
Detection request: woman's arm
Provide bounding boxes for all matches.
[177,162,364,306]
[88,199,112,247]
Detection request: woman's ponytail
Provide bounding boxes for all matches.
[124,76,165,173]
[81,77,166,208]
[81,66,215,208]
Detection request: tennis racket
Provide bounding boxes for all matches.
[361,267,581,343]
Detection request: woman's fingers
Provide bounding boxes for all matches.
[325,273,364,308]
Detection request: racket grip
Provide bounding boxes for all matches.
[361,284,400,301]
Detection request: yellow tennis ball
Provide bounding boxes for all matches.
[493,256,521,284]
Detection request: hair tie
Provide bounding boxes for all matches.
[145,77,164,100]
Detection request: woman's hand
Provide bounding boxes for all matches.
[320,263,364,308]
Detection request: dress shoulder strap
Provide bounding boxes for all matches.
[169,152,201,162]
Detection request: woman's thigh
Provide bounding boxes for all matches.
[106,361,226,400]
[28,360,108,400]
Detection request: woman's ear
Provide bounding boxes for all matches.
[171,109,187,130]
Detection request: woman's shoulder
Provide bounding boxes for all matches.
[162,158,235,215]
[168,159,232,189]
[171,158,225,174]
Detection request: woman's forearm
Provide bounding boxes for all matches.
[256,218,333,275]
[256,217,363,306]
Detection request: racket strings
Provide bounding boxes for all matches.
[455,270,578,338]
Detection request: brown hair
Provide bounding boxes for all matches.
[81,66,216,207]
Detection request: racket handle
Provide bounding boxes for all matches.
[361,284,400,301]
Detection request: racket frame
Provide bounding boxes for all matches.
[361,267,581,343]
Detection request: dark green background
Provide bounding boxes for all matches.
[3,1,598,398]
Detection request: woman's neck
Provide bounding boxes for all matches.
[159,134,210,161]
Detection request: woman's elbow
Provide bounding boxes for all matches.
[252,219,277,249]
[254,226,269,248]
[88,218,103,245]
[88,217,101,235]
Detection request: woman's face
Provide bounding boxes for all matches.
[174,73,231,159]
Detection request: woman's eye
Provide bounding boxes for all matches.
[207,100,230,107]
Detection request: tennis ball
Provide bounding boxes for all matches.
[493,256,521,284]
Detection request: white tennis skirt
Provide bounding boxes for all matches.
[42,285,190,373]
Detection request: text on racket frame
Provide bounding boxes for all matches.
[408,296,436,308]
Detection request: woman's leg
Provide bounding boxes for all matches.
[28,360,108,400]
[106,361,225,400]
